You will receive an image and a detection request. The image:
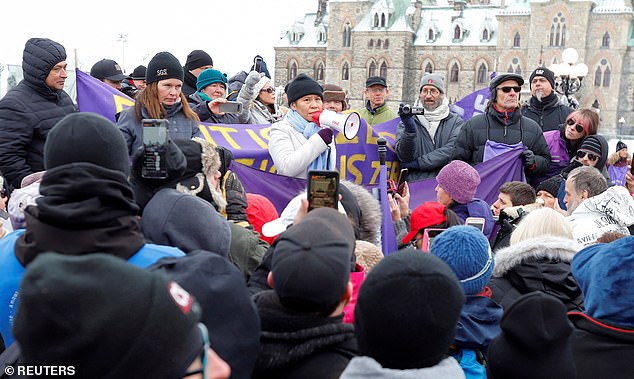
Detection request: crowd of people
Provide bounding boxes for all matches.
[0,37,632,378]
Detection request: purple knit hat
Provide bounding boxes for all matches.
[436,160,481,204]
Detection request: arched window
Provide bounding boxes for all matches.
[477,63,487,84]
[315,62,324,81]
[561,24,566,47]
[555,24,561,46]
[482,29,489,41]
[549,13,566,47]
[428,28,434,40]
[381,13,386,27]
[342,21,352,47]
[450,62,459,82]
[549,25,555,46]
[342,62,350,81]
[380,62,388,78]
[603,67,611,87]
[425,62,433,73]
[368,39,374,48]
[513,32,521,47]
[508,64,514,73]
[384,39,389,49]
[454,25,461,40]
[373,14,379,27]
[602,32,610,48]
[594,67,602,87]
[288,61,298,81]
[515,65,522,75]
[377,39,382,49]
[369,61,377,77]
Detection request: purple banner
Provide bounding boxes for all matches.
[75,69,134,123]
[450,87,490,122]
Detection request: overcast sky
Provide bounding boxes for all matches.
[0,0,316,82]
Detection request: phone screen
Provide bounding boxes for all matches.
[219,101,243,114]
[396,168,408,196]
[142,119,169,179]
[308,170,339,211]
[465,217,486,232]
[254,58,263,73]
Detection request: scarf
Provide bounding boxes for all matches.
[416,98,450,139]
[286,110,330,171]
[198,91,214,102]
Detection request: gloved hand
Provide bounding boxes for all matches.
[400,159,420,170]
[318,128,333,145]
[521,150,536,170]
[222,171,249,223]
[398,103,416,133]
[245,70,264,88]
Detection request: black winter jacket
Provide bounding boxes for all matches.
[0,38,76,189]
[521,92,572,132]
[452,106,551,177]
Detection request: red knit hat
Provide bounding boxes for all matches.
[402,202,447,244]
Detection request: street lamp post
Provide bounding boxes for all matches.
[619,116,626,138]
[117,33,128,72]
[549,48,588,110]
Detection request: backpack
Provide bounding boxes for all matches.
[449,346,488,379]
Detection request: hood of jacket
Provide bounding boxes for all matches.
[493,236,581,276]
[454,295,503,349]
[22,38,67,100]
[340,356,465,379]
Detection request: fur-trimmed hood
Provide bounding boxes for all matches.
[341,180,382,247]
[493,236,582,277]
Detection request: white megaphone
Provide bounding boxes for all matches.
[312,109,360,140]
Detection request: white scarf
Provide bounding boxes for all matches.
[415,98,450,140]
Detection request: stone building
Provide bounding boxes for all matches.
[274,0,634,134]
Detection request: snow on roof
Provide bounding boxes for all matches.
[415,6,499,46]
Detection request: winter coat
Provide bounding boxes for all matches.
[0,38,77,189]
[252,290,357,379]
[568,312,634,379]
[182,69,198,97]
[340,356,466,379]
[607,152,630,187]
[489,236,584,311]
[227,221,268,280]
[188,91,244,124]
[449,199,495,238]
[452,106,551,177]
[453,295,502,351]
[268,117,336,178]
[395,112,464,180]
[357,101,398,127]
[236,75,284,125]
[568,185,634,246]
[116,102,202,155]
[521,93,572,132]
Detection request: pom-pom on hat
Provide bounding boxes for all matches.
[430,225,494,295]
[146,52,184,84]
[286,73,323,105]
[436,160,481,204]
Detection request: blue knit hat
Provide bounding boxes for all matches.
[430,225,494,295]
[196,68,227,91]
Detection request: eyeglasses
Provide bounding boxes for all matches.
[183,323,209,379]
[497,86,521,93]
[260,87,275,94]
[577,150,599,162]
[566,118,585,134]
[421,88,440,96]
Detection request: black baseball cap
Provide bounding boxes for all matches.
[366,76,387,88]
[90,59,128,81]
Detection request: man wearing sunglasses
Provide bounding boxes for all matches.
[521,67,572,132]
[453,73,551,180]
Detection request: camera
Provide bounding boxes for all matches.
[399,104,425,116]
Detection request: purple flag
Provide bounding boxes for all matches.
[75,69,134,123]
[449,87,490,122]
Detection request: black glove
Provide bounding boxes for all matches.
[398,103,416,133]
[318,128,333,144]
[222,171,249,223]
[400,159,420,170]
[521,150,536,170]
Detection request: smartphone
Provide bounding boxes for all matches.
[219,101,243,114]
[465,217,486,232]
[421,228,447,252]
[387,179,398,195]
[254,57,263,73]
[396,168,408,196]
[307,170,339,211]
[141,119,169,179]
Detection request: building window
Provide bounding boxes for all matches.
[561,24,566,47]
[513,32,521,47]
[317,29,326,43]
[384,39,389,49]
[342,62,350,80]
[373,13,379,28]
[425,62,433,74]
[315,62,324,81]
[515,65,522,75]
[594,67,602,87]
[508,64,514,73]
[343,21,351,47]
[288,61,297,81]
[368,39,374,48]
[477,63,487,84]
[380,62,388,78]
[377,39,382,49]
[549,13,566,47]
[603,67,611,87]
[482,29,489,41]
[454,25,461,40]
[450,62,459,82]
[381,13,386,27]
[602,32,610,48]
[428,28,434,41]
[369,61,377,77]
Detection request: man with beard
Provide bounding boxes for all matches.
[395,74,464,180]
[521,67,572,132]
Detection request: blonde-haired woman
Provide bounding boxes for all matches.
[488,207,584,311]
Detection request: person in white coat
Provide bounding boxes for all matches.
[237,71,284,125]
[268,74,335,179]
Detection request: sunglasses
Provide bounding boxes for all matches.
[577,150,599,162]
[497,86,521,93]
[260,87,275,94]
[183,323,209,379]
[566,118,585,134]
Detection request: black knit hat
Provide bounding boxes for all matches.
[616,140,628,152]
[271,207,355,313]
[14,253,202,379]
[354,249,465,370]
[147,52,184,84]
[44,113,130,175]
[129,65,147,80]
[536,175,563,198]
[285,73,323,105]
[578,135,603,156]
[529,67,556,89]
[185,50,213,71]
[488,292,576,379]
